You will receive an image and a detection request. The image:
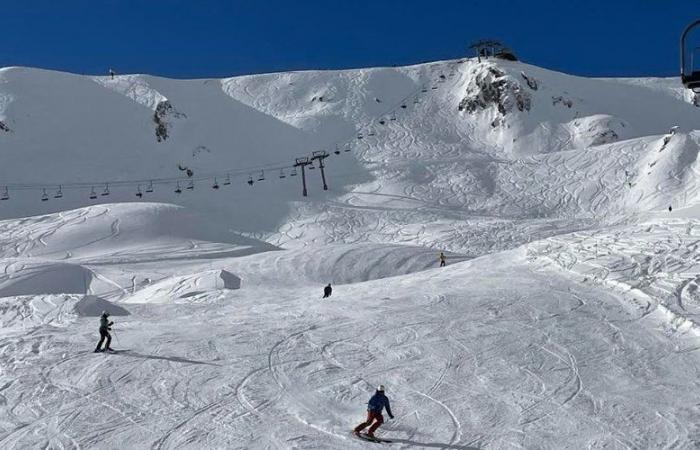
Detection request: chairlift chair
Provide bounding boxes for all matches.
[89,187,97,200]
[379,119,386,125]
[146,181,154,193]
[290,167,298,177]
[248,175,254,186]
[174,182,182,194]
[135,185,143,198]
[357,133,364,140]
[101,183,110,196]
[421,86,428,93]
[186,180,194,190]
[1,187,8,201]
[54,186,63,199]
[212,178,220,189]
[681,19,700,92]
[257,170,265,181]
[41,189,49,202]
[308,162,316,170]
[344,144,351,152]
[224,174,232,185]
[279,169,286,179]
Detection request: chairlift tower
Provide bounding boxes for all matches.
[311,150,329,191]
[681,19,700,92]
[294,157,311,197]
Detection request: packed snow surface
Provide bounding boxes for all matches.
[0,57,700,449]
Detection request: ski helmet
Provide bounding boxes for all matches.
[377,385,385,392]
[102,311,109,317]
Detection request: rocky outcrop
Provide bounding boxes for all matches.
[458,66,531,118]
[153,100,185,142]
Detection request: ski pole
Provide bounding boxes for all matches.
[112,329,121,347]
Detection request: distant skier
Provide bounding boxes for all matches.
[353,385,394,439]
[94,311,114,353]
[323,283,332,298]
[669,205,673,212]
[439,252,446,267]
[108,68,115,79]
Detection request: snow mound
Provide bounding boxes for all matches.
[123,269,242,304]
[226,243,469,287]
[0,202,276,260]
[0,262,91,297]
[73,295,130,317]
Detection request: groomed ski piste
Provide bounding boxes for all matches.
[1,57,700,448]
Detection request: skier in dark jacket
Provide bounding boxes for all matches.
[323,283,332,298]
[94,311,114,353]
[354,385,394,439]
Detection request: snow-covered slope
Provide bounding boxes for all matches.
[1,57,700,448]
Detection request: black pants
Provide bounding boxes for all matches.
[440,260,446,267]
[95,329,111,351]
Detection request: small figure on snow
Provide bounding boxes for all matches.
[439,251,446,267]
[323,283,332,298]
[108,68,115,79]
[353,385,394,440]
[669,205,673,212]
[94,311,114,353]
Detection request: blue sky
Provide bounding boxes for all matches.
[1,0,695,78]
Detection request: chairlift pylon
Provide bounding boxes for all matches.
[681,19,700,92]
[41,188,49,202]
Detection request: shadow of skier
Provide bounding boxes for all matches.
[110,351,221,366]
[387,438,479,449]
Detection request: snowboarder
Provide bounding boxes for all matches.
[94,311,114,353]
[323,283,332,298]
[353,385,394,440]
[439,252,446,267]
